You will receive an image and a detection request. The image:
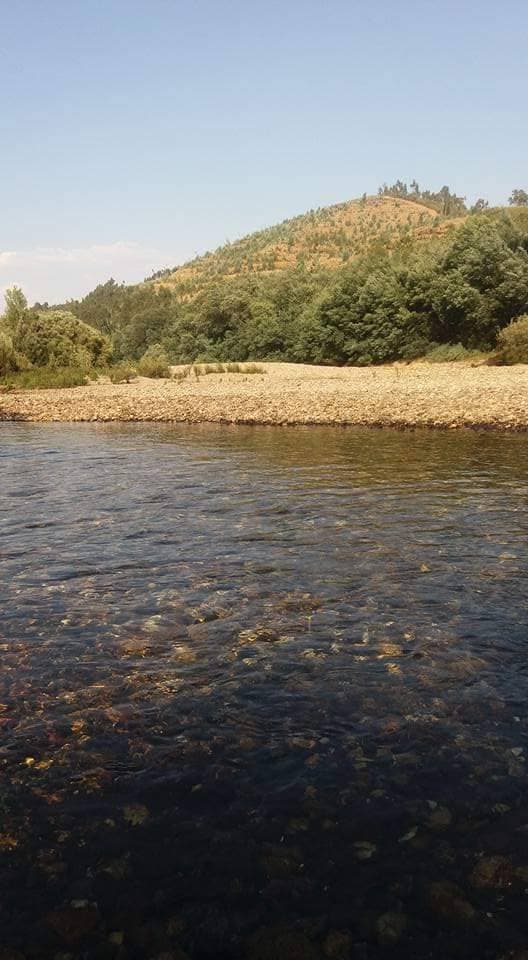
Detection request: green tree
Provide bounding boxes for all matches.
[2,286,28,334]
[15,311,111,368]
[509,189,528,207]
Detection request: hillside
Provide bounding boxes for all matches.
[156,195,457,299]
[18,189,528,369]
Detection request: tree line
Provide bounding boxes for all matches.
[3,197,528,378]
[49,207,528,367]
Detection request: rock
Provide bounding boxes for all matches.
[398,826,418,843]
[122,803,149,825]
[469,855,515,889]
[375,912,407,945]
[261,845,302,878]
[46,902,99,944]
[247,924,320,960]
[323,929,353,959]
[427,806,453,830]
[353,841,377,861]
[428,881,476,924]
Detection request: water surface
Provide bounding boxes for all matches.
[1,423,528,959]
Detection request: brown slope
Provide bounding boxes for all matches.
[156,195,461,300]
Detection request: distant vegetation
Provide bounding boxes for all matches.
[377,180,468,217]
[496,316,528,364]
[0,287,112,386]
[4,183,528,378]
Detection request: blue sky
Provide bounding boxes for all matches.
[1,0,527,304]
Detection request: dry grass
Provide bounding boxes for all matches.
[157,197,459,300]
[189,362,266,377]
[2,361,528,430]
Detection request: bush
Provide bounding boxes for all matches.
[107,362,137,383]
[1,367,89,390]
[423,342,482,362]
[15,310,111,369]
[241,363,265,374]
[495,315,528,363]
[0,330,24,376]
[136,344,171,378]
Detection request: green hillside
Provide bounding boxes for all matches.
[5,185,528,372]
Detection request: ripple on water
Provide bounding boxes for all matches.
[1,422,528,959]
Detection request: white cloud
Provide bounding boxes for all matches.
[0,241,174,307]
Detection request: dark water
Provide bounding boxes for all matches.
[1,423,528,960]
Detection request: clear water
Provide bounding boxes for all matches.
[1,423,528,959]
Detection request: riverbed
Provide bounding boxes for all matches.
[1,423,528,959]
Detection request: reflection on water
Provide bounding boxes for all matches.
[1,423,528,959]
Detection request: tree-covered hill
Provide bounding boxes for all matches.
[7,184,528,370]
[154,195,457,300]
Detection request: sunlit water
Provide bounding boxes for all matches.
[1,423,528,959]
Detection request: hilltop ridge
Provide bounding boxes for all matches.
[153,195,456,299]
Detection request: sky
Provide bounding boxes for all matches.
[1,0,527,305]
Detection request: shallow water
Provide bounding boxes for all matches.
[1,423,528,959]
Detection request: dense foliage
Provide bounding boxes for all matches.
[16,310,111,369]
[44,208,528,367]
[0,288,111,379]
[6,194,528,372]
[496,316,528,363]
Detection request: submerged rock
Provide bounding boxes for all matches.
[45,902,100,944]
[353,841,377,861]
[426,805,453,830]
[322,929,353,959]
[247,924,320,960]
[428,881,476,924]
[469,855,515,889]
[375,912,408,945]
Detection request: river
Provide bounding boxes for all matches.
[1,423,528,959]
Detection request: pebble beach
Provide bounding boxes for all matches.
[1,361,528,430]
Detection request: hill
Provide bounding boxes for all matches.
[154,195,456,299]
[19,187,528,368]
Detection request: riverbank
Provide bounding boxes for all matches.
[1,361,528,430]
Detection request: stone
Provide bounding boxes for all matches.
[323,929,353,959]
[375,912,408,945]
[428,881,476,924]
[427,805,453,830]
[46,902,99,944]
[470,855,516,889]
[353,841,377,860]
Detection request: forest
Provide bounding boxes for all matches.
[2,185,528,380]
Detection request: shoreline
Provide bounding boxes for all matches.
[1,361,528,432]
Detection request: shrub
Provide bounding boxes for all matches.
[495,315,528,363]
[240,363,265,374]
[172,365,191,383]
[108,362,137,383]
[136,344,171,378]
[0,330,22,376]
[423,342,482,362]
[1,367,88,390]
[201,362,226,374]
[15,310,111,369]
